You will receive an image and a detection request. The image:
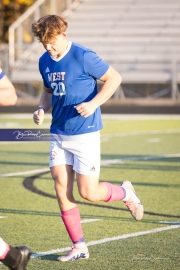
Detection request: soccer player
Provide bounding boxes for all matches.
[0,67,17,106]
[32,15,144,262]
[0,67,32,269]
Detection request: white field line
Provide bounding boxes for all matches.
[0,114,52,119]
[101,129,180,138]
[101,153,180,166]
[81,219,101,224]
[102,114,180,120]
[31,225,180,258]
[0,122,21,128]
[1,153,180,177]
[147,138,161,143]
[1,113,180,120]
[0,141,47,145]
[0,217,100,224]
[159,221,180,225]
[0,168,50,177]
[0,217,100,265]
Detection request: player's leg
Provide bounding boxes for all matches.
[74,136,143,221]
[50,134,89,262]
[51,164,76,210]
[76,173,125,202]
[0,237,31,269]
[50,134,86,245]
[49,134,77,210]
[51,164,89,262]
[76,174,143,221]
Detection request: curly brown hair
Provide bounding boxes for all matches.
[31,15,68,43]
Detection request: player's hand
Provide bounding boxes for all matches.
[33,109,44,125]
[74,102,96,118]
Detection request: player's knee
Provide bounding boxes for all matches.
[79,188,97,202]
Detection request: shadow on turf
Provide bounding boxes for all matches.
[105,180,180,188]
[0,207,179,224]
[0,208,60,217]
[0,208,134,222]
[0,150,48,156]
[21,172,180,219]
[0,161,48,166]
[35,254,59,261]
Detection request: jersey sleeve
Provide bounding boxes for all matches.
[39,57,49,88]
[83,50,110,79]
[0,67,5,80]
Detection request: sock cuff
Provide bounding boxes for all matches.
[122,187,130,201]
[74,242,87,248]
[103,182,126,202]
[103,182,112,202]
[61,206,79,216]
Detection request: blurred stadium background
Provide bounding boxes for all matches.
[0,0,180,113]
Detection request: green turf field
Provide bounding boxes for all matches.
[0,114,180,270]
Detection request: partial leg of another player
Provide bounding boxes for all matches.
[0,237,32,270]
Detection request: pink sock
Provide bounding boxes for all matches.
[0,238,10,259]
[61,206,84,244]
[103,182,126,202]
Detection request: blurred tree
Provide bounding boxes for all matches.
[0,0,36,44]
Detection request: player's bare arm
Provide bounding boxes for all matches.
[0,75,17,106]
[74,66,122,117]
[33,87,52,125]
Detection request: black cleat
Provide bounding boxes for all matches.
[9,246,32,270]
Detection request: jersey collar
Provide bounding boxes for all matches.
[50,41,72,62]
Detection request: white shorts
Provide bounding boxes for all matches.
[49,131,101,177]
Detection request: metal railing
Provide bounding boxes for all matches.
[8,0,80,68]
[0,44,10,76]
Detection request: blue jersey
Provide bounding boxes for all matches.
[0,68,5,80]
[39,42,109,135]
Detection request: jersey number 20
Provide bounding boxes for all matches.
[51,82,66,97]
